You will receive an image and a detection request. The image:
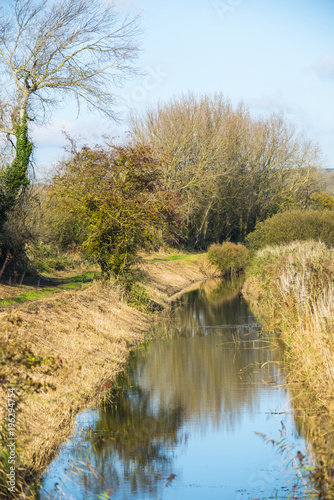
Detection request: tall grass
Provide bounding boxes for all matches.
[243,241,334,495]
[243,240,334,408]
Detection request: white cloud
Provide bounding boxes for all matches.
[247,92,309,122]
[311,56,334,80]
[248,92,288,112]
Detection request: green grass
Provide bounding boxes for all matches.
[0,271,101,308]
[146,253,203,262]
[0,253,201,308]
[64,271,101,283]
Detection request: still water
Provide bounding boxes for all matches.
[39,278,315,500]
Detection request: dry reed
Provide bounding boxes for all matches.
[243,241,334,496]
[243,240,334,410]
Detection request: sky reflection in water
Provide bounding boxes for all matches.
[40,278,313,500]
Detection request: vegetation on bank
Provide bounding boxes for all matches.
[243,240,334,406]
[207,242,249,276]
[49,143,181,280]
[242,240,334,496]
[288,384,334,497]
[246,209,334,250]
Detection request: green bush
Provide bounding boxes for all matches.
[207,242,249,275]
[50,143,181,279]
[246,209,334,250]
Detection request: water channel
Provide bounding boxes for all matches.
[38,278,316,500]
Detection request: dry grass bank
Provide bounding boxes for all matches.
[288,385,334,498]
[243,241,334,411]
[141,250,216,298]
[243,241,334,496]
[0,253,217,498]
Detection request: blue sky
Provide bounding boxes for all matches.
[32,0,334,176]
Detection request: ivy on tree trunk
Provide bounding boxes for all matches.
[0,112,32,230]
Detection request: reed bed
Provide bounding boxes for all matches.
[243,240,334,410]
[243,241,334,496]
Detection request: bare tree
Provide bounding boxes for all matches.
[131,93,322,246]
[0,0,141,228]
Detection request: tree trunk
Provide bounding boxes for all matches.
[0,104,32,231]
[7,106,32,194]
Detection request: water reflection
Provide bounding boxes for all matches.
[171,276,253,334]
[40,278,311,500]
[138,278,281,430]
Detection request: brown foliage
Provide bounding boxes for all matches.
[131,93,322,247]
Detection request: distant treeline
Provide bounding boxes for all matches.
[131,93,330,247]
[1,93,333,279]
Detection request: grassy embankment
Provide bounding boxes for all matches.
[0,250,218,498]
[243,240,334,495]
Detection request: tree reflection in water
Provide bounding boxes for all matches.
[134,278,281,433]
[65,376,185,499]
[40,277,284,500]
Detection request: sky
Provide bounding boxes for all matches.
[30,0,334,177]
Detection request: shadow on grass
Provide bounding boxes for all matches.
[0,271,101,308]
